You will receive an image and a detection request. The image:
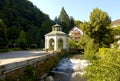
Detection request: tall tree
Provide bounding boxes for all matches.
[58,7,71,33]
[58,7,69,22]
[7,26,20,47]
[69,16,75,28]
[54,16,62,25]
[0,19,7,48]
[89,8,113,47]
[17,30,27,49]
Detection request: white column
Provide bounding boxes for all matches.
[46,37,49,49]
[54,36,58,51]
[45,39,47,49]
[45,36,47,49]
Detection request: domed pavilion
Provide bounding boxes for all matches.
[45,24,68,51]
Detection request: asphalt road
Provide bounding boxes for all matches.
[0,50,47,65]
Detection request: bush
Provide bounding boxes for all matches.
[85,48,120,81]
[0,48,9,53]
[19,41,27,50]
[84,37,99,60]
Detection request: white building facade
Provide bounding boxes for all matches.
[69,26,83,42]
[45,24,68,51]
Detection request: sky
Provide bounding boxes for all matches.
[29,0,120,21]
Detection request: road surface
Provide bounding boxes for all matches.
[0,50,47,66]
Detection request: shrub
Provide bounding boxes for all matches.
[85,48,120,81]
[0,48,9,53]
[84,36,99,60]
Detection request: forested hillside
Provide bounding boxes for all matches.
[0,0,55,49]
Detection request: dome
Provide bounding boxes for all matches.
[45,24,67,36]
[52,24,62,31]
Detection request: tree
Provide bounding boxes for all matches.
[89,8,113,47]
[111,26,120,48]
[0,19,7,48]
[112,26,120,36]
[17,30,27,49]
[78,35,98,60]
[69,16,75,28]
[37,19,53,48]
[74,20,82,27]
[26,26,37,45]
[0,0,53,48]
[58,7,71,33]
[58,7,69,23]
[68,39,77,49]
[79,21,91,35]
[7,26,20,47]
[54,16,62,24]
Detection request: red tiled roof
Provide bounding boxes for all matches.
[112,19,120,27]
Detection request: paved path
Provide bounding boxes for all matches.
[0,50,47,66]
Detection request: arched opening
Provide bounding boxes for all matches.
[49,38,54,50]
[58,38,63,49]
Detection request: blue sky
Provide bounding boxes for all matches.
[29,0,120,21]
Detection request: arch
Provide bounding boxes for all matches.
[49,38,54,50]
[58,38,63,49]
[45,24,68,51]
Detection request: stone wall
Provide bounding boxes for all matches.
[0,53,63,81]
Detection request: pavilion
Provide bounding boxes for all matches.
[45,24,68,51]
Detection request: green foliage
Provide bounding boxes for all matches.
[68,39,80,54]
[23,64,37,81]
[78,8,114,48]
[89,8,113,47]
[112,26,120,36]
[78,35,90,49]
[0,48,9,53]
[0,0,53,49]
[112,26,120,44]
[0,19,7,48]
[84,38,98,60]
[78,35,98,60]
[69,16,75,28]
[85,48,120,81]
[7,26,20,47]
[108,23,120,49]
[79,22,91,35]
[17,30,27,49]
[59,7,70,23]
[58,7,74,33]
[112,41,118,49]
[74,20,82,27]
[68,39,77,49]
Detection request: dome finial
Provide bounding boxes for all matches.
[52,24,62,31]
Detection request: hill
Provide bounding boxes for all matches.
[0,0,55,48]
